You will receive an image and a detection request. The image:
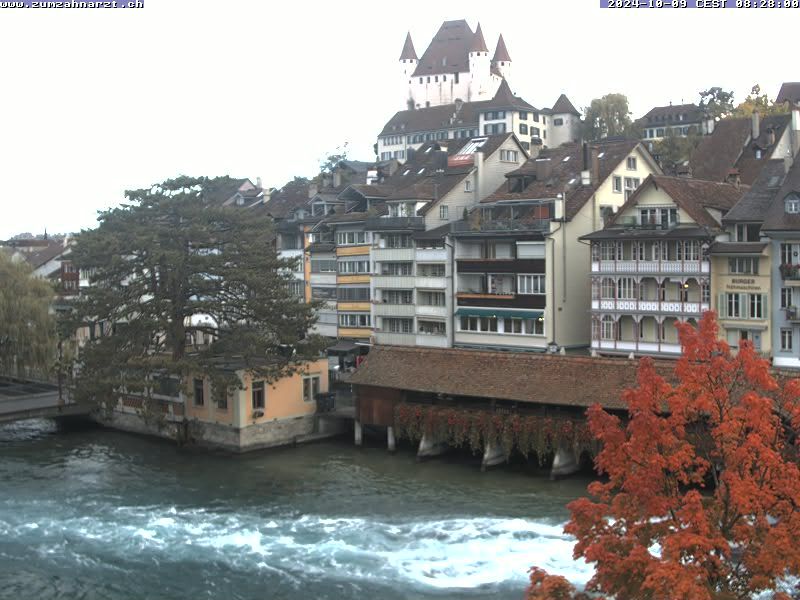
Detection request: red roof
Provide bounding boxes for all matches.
[492,34,511,62]
[470,23,488,53]
[399,32,417,61]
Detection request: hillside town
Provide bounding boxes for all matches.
[5,12,800,600]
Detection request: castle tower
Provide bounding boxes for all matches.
[399,32,418,110]
[468,23,490,102]
[492,34,512,82]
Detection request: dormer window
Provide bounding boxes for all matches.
[786,194,800,214]
[418,168,425,174]
[562,155,571,162]
[755,149,762,159]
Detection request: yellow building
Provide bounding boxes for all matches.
[184,358,331,451]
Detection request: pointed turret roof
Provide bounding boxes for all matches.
[492,34,511,62]
[399,32,417,61]
[469,23,488,53]
[552,94,580,116]
[486,79,535,111]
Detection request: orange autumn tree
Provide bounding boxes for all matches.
[529,312,800,600]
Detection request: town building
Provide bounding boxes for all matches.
[378,81,581,160]
[636,103,714,141]
[452,139,660,352]
[690,112,793,186]
[583,175,744,357]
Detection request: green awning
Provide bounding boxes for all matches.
[455,308,543,319]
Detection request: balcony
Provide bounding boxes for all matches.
[373,331,416,346]
[591,339,682,355]
[374,303,416,317]
[780,264,800,282]
[415,248,448,262]
[613,217,680,230]
[591,260,710,274]
[415,276,447,289]
[365,216,425,231]
[450,218,551,234]
[372,247,415,261]
[457,258,544,273]
[456,292,545,309]
[785,307,800,323]
[416,305,449,319]
[591,299,710,315]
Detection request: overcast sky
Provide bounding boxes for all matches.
[0,0,794,238]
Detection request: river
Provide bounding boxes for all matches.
[0,420,591,599]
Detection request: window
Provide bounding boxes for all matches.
[601,316,615,340]
[459,316,497,332]
[726,293,741,318]
[418,263,445,277]
[311,259,336,273]
[749,294,763,319]
[600,241,621,260]
[617,277,635,299]
[506,317,545,336]
[639,207,678,228]
[418,320,446,335]
[519,111,528,120]
[517,274,545,294]
[782,329,793,352]
[338,260,370,274]
[613,176,622,193]
[624,177,640,190]
[484,123,506,135]
[381,262,413,276]
[533,112,540,122]
[383,290,413,304]
[627,157,637,170]
[312,286,336,300]
[288,280,303,297]
[418,291,446,306]
[553,118,564,126]
[532,127,541,137]
[484,110,506,120]
[500,149,519,162]
[337,287,370,301]
[519,124,528,135]
[193,378,204,406]
[336,231,368,246]
[735,223,761,242]
[464,179,472,192]
[339,313,371,328]
[781,243,795,265]
[729,257,758,275]
[385,234,412,248]
[786,194,800,214]
[252,381,265,409]
[702,283,710,304]
[303,375,320,403]
[439,205,449,220]
[782,287,793,309]
[601,278,615,299]
[384,317,413,333]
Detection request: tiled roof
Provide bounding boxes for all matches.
[201,176,250,205]
[483,139,647,220]
[413,20,476,77]
[492,34,511,62]
[551,94,580,116]
[349,345,675,411]
[263,180,310,219]
[379,81,535,137]
[776,82,800,105]
[21,242,68,269]
[723,159,786,223]
[399,32,417,60]
[469,23,488,52]
[762,158,800,231]
[608,175,744,229]
[638,103,705,125]
[690,114,790,185]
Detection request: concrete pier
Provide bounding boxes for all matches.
[354,420,362,447]
[387,426,396,452]
[550,443,580,479]
[481,441,506,471]
[416,434,448,460]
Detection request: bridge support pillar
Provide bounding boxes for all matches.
[354,420,362,447]
[387,426,396,452]
[551,443,580,479]
[417,434,448,460]
[481,441,506,471]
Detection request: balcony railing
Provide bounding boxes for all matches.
[364,216,425,231]
[591,339,682,354]
[450,218,551,234]
[780,264,800,281]
[785,306,800,322]
[591,299,709,314]
[613,217,680,229]
[591,260,709,274]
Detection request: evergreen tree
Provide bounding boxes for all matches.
[66,176,323,409]
[0,252,56,377]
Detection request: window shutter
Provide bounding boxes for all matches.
[762,294,768,320]
[740,294,747,319]
[718,294,726,319]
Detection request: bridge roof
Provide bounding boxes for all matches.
[349,346,675,411]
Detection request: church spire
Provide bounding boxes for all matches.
[469,23,488,53]
[399,32,417,60]
[492,34,511,63]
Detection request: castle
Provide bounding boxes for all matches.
[399,20,510,110]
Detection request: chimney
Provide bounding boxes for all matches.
[752,111,760,140]
[792,106,800,156]
[333,171,342,188]
[581,142,591,185]
[725,169,741,189]
[435,149,448,172]
[535,158,552,182]
[256,176,262,189]
[475,151,485,199]
[590,146,600,185]
[767,127,776,147]
[308,182,318,199]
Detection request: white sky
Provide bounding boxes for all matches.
[0,0,794,238]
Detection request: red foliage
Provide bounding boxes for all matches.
[530,312,800,599]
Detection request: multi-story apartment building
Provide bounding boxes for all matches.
[368,134,528,348]
[379,80,581,160]
[451,139,660,352]
[636,103,714,141]
[584,176,744,357]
